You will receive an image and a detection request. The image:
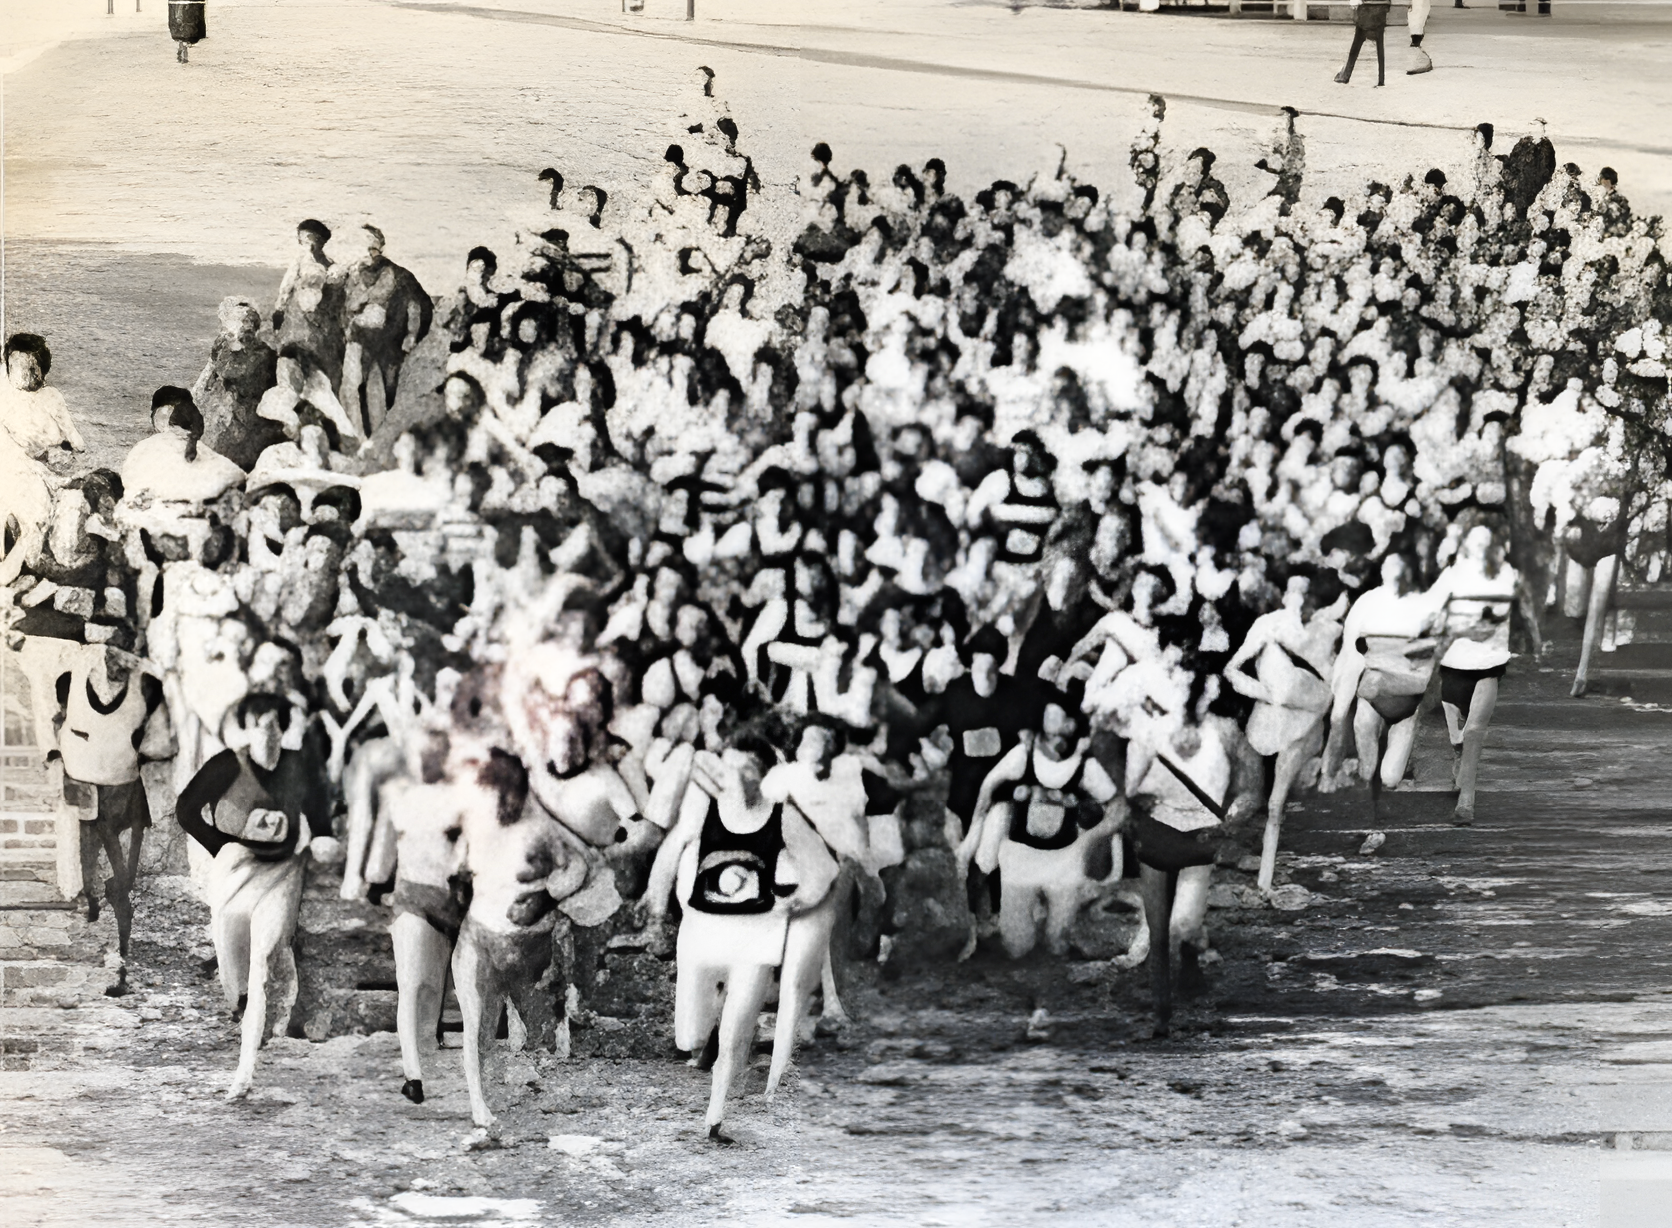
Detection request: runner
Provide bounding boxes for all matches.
[1428,525,1520,825]
[1222,577,1343,893]
[1322,554,1443,820]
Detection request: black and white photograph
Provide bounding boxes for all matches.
[1,0,1669,1222]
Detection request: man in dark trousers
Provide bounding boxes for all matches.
[340,225,432,437]
[169,0,206,63]
[1335,0,1392,86]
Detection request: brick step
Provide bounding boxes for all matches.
[0,813,61,857]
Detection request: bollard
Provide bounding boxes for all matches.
[686,0,694,18]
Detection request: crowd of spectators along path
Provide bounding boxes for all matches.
[2,72,1670,1132]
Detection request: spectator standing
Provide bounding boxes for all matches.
[1335,0,1391,86]
[340,226,432,437]
[168,0,206,63]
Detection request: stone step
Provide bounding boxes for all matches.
[0,906,113,965]
[0,876,65,907]
[0,957,120,1007]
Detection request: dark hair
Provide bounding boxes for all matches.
[312,484,362,525]
[565,668,615,730]
[1010,429,1057,474]
[443,372,486,412]
[152,385,190,412]
[255,482,302,525]
[478,747,529,826]
[73,468,123,510]
[729,733,779,773]
[235,691,294,732]
[167,398,205,461]
[1475,123,1494,150]
[201,521,237,569]
[966,624,1009,660]
[1189,147,1216,171]
[3,333,50,376]
[1424,168,1447,189]
[297,219,331,242]
[466,246,498,275]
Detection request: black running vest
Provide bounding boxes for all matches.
[689,800,787,915]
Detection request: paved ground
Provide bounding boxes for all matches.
[4,0,1669,462]
[3,2,1671,1223]
[4,642,1672,1226]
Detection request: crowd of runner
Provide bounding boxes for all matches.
[3,79,1668,1130]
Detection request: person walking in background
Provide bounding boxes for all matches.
[1335,0,1391,87]
[168,0,206,63]
[1407,0,1433,74]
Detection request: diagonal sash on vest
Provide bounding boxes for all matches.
[1156,753,1227,823]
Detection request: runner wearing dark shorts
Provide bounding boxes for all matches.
[1429,526,1519,825]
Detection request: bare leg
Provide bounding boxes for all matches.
[374,356,402,435]
[673,921,727,1054]
[213,901,251,1013]
[1353,701,1385,785]
[268,944,300,1040]
[1353,701,1387,822]
[98,821,143,960]
[706,963,775,1140]
[78,819,103,924]
[1259,721,1324,893]
[1318,679,1359,792]
[997,877,1044,960]
[1574,555,1617,697]
[393,913,452,1099]
[341,342,370,437]
[1171,864,1214,999]
[1042,881,1087,956]
[768,897,837,1096]
[1381,713,1421,788]
[1453,678,1499,824]
[819,950,850,1026]
[228,866,303,1099]
[340,739,400,900]
[452,936,503,1128]
[1171,865,1213,951]
[1139,864,1175,1034]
